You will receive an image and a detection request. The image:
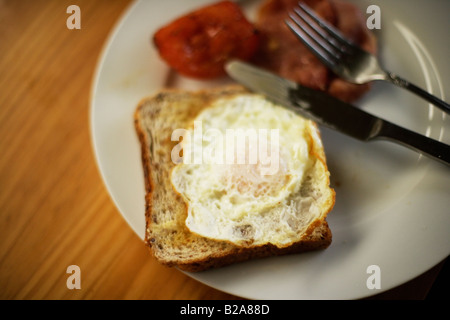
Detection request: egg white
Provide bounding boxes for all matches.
[170,94,320,247]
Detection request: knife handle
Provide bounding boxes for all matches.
[375,120,450,166]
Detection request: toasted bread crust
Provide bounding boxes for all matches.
[177,221,332,272]
[134,85,334,272]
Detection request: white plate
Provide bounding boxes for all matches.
[90,0,450,299]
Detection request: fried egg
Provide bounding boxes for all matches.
[170,94,324,248]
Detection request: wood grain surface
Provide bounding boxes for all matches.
[0,0,446,300]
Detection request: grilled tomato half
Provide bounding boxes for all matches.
[153,1,260,79]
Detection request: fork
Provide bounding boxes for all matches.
[285,2,450,114]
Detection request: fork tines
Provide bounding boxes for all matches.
[285,2,354,68]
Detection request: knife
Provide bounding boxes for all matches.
[225,60,450,166]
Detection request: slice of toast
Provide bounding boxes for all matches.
[134,85,335,272]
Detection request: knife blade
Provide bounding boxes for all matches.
[225,60,450,166]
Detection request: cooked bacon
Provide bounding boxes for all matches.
[253,0,377,103]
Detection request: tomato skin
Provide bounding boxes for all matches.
[153,1,260,79]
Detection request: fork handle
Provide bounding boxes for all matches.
[385,72,450,114]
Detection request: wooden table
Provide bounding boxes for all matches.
[0,0,447,300]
